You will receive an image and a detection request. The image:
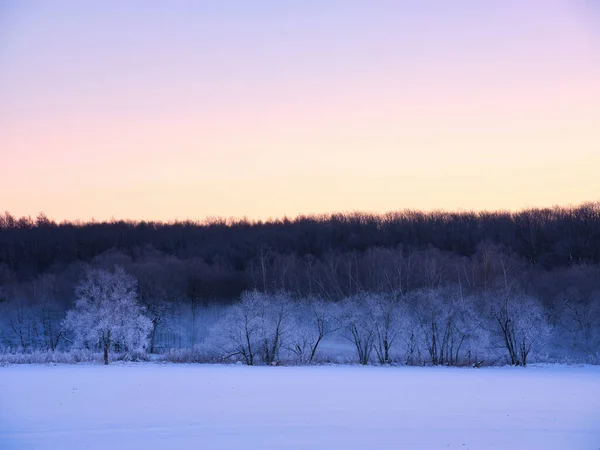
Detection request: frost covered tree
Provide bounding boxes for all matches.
[481,258,552,366]
[409,287,485,366]
[215,291,291,365]
[487,293,550,366]
[287,298,336,363]
[63,266,152,364]
[215,297,259,365]
[365,292,404,365]
[337,294,376,365]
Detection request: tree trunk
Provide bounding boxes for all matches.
[150,319,158,354]
[309,335,323,363]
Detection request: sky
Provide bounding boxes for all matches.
[1,0,599,222]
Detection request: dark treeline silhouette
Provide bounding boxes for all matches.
[2,202,600,286]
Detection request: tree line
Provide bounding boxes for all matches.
[0,203,599,365]
[2,202,600,284]
[1,263,593,366]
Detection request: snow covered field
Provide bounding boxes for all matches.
[1,364,599,450]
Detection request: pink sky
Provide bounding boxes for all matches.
[1,0,599,221]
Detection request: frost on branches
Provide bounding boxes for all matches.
[214,291,292,366]
[62,266,152,364]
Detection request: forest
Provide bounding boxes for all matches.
[1,203,599,365]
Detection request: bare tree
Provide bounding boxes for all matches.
[409,287,482,366]
[366,292,404,365]
[484,257,551,366]
[337,294,375,365]
[7,297,38,350]
[562,291,600,357]
[287,297,336,363]
[132,256,185,353]
[26,274,64,352]
[487,293,550,366]
[214,291,292,365]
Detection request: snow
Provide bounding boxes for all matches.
[1,364,599,450]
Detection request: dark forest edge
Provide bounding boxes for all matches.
[0,202,599,366]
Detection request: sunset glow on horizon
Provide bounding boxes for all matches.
[1,0,599,222]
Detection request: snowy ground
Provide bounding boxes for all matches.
[1,364,599,450]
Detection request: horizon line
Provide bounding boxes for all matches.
[3,200,600,227]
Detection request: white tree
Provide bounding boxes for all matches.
[409,287,484,366]
[337,294,376,365]
[487,293,551,366]
[214,291,292,365]
[287,297,336,363]
[63,266,152,364]
[365,292,404,365]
